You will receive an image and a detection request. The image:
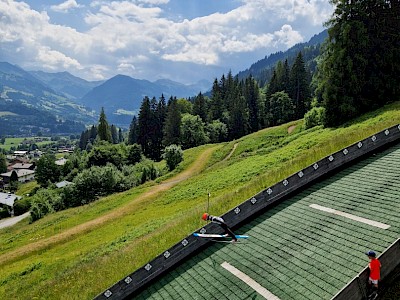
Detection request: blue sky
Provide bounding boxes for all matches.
[0,0,334,84]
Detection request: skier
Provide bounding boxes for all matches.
[202,213,238,242]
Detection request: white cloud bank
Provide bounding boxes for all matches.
[51,0,83,13]
[0,0,334,83]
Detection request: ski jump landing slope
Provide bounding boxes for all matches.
[97,125,400,300]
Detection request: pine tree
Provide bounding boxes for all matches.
[150,95,167,161]
[127,116,139,145]
[163,97,181,146]
[110,124,118,144]
[97,107,112,143]
[244,76,261,133]
[290,52,311,119]
[79,130,89,150]
[317,0,400,126]
[118,128,123,143]
[210,78,223,121]
[137,97,153,158]
[228,85,249,140]
[89,125,97,144]
[193,92,208,122]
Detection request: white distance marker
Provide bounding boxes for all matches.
[309,204,390,229]
[221,261,281,300]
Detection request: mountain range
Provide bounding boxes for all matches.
[0,30,328,135]
[79,75,211,125]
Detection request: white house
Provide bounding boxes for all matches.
[1,169,35,183]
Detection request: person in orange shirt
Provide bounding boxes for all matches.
[366,250,381,300]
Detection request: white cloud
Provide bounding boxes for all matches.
[136,0,170,5]
[37,46,83,70]
[0,0,333,82]
[51,0,83,13]
[0,1,87,73]
[273,24,303,48]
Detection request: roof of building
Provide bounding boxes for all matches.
[55,180,73,188]
[13,151,28,155]
[55,158,68,166]
[135,143,400,300]
[0,192,21,207]
[1,169,35,178]
[11,163,34,169]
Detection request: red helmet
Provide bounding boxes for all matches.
[202,213,209,221]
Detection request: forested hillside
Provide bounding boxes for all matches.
[237,30,328,86]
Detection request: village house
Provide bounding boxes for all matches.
[1,169,35,184]
[9,162,35,171]
[0,192,21,217]
[55,157,68,166]
[13,150,29,157]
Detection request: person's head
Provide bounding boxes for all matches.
[365,250,376,260]
[202,213,209,221]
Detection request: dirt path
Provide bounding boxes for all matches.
[0,212,30,230]
[223,143,238,161]
[288,125,297,134]
[0,147,216,266]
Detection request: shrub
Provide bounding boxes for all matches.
[0,208,10,219]
[29,189,62,222]
[13,197,32,216]
[304,107,326,129]
[137,159,160,183]
[163,144,183,171]
[126,144,142,165]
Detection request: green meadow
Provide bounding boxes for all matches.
[0,101,399,299]
[0,137,54,151]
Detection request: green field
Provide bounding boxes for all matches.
[0,137,54,151]
[0,101,399,299]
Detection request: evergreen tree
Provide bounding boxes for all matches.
[9,170,19,192]
[89,125,97,143]
[318,0,400,126]
[210,78,223,121]
[118,128,123,143]
[193,92,208,122]
[110,124,118,144]
[290,52,311,119]
[127,116,139,145]
[228,85,249,139]
[137,97,153,158]
[244,76,261,133]
[97,107,112,143]
[163,97,181,146]
[79,130,89,150]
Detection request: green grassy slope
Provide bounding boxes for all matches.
[0,101,399,299]
[136,143,400,300]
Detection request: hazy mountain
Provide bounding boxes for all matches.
[79,74,211,126]
[30,70,104,100]
[0,62,95,135]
